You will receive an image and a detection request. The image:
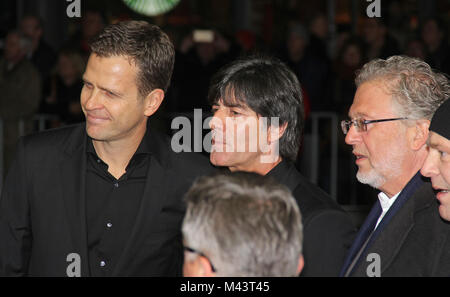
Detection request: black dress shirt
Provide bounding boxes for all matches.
[85,136,150,276]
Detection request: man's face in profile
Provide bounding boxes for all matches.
[209,99,269,172]
[421,131,450,221]
[345,81,410,190]
[80,54,148,143]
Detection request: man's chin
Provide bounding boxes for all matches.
[356,169,386,189]
[210,152,232,168]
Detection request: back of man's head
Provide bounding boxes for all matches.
[182,171,303,277]
[208,56,304,162]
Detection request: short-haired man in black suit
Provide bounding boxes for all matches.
[0,21,214,276]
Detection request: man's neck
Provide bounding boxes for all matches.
[92,124,147,179]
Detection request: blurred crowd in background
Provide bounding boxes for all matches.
[0,0,449,205]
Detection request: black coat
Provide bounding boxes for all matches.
[267,160,356,276]
[341,173,450,277]
[0,123,215,276]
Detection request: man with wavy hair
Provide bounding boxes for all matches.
[340,55,450,276]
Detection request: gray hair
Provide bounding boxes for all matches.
[182,172,303,277]
[355,55,450,120]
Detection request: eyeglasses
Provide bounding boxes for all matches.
[341,117,408,135]
[184,246,217,272]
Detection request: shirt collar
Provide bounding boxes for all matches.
[377,191,401,214]
[86,130,152,156]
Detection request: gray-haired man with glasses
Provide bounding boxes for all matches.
[340,55,450,277]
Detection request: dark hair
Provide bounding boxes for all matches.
[208,56,304,162]
[89,21,175,97]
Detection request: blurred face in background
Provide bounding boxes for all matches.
[58,54,78,81]
[342,44,362,68]
[363,18,385,45]
[20,16,42,43]
[4,33,26,63]
[310,15,328,39]
[421,20,443,50]
[82,11,105,40]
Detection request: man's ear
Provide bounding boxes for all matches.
[143,89,165,117]
[198,256,216,277]
[268,122,288,144]
[408,119,430,151]
[296,255,304,276]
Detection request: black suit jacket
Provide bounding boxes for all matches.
[0,123,215,276]
[342,173,450,277]
[267,160,356,276]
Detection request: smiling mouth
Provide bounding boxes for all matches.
[87,114,109,122]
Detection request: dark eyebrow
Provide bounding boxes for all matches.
[82,77,123,98]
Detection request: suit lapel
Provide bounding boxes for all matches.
[350,172,425,276]
[112,130,170,276]
[59,125,90,276]
[340,200,381,276]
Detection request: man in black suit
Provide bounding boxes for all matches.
[340,56,450,276]
[0,21,213,276]
[207,56,356,276]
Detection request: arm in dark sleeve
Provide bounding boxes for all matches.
[301,210,356,276]
[0,138,32,276]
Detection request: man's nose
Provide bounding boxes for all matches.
[421,151,439,178]
[83,89,102,110]
[345,124,361,145]
[209,109,225,131]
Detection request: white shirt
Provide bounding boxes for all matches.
[374,191,401,230]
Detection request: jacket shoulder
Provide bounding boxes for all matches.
[20,123,85,153]
[292,176,350,223]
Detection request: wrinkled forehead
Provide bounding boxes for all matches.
[215,86,252,110]
[349,81,398,119]
[428,131,450,150]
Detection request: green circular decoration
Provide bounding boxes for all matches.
[122,0,180,16]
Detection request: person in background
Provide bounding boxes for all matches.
[421,99,450,221]
[281,22,331,111]
[182,172,304,277]
[0,30,41,174]
[20,14,56,91]
[421,17,449,74]
[43,48,85,125]
[340,56,450,276]
[404,38,426,61]
[361,18,400,61]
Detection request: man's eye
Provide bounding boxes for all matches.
[440,151,449,158]
[105,90,116,97]
[83,82,93,89]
